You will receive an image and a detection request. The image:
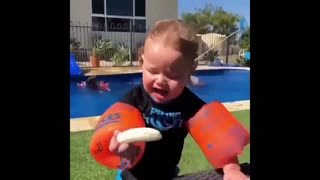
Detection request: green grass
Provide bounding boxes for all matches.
[70,110,250,180]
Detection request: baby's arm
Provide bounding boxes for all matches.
[186,101,250,178]
[90,86,148,170]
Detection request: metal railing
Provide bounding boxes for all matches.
[70,21,243,67]
[70,21,148,67]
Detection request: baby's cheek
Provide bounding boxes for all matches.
[168,80,179,88]
[142,76,154,90]
[168,80,184,94]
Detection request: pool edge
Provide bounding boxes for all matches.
[70,100,250,132]
[83,66,250,76]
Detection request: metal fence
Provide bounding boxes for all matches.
[70,21,243,67]
[70,20,148,67]
[197,30,244,65]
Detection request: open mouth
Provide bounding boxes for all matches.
[152,87,169,97]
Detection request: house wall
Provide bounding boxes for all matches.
[70,0,178,49]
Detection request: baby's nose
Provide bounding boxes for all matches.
[155,74,167,86]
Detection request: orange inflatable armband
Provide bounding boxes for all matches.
[187,101,250,168]
[90,102,146,170]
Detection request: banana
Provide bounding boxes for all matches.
[117,127,162,144]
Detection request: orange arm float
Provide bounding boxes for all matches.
[186,101,250,169]
[90,102,146,170]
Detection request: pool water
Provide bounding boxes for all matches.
[70,69,250,118]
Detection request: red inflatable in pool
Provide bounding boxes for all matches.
[99,81,111,92]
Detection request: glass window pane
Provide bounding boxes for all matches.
[134,19,146,33]
[92,17,106,31]
[135,0,145,17]
[92,0,104,14]
[106,0,133,16]
[107,18,131,32]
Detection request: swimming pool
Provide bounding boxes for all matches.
[70,69,250,119]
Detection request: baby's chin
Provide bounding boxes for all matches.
[150,92,180,104]
[144,86,184,104]
[150,92,169,103]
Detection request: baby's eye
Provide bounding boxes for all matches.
[147,69,158,75]
[167,73,180,79]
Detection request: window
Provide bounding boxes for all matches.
[134,19,146,33]
[91,0,146,32]
[92,17,105,31]
[135,0,145,17]
[106,18,131,32]
[92,0,104,14]
[106,0,133,16]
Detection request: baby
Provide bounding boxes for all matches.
[109,20,247,180]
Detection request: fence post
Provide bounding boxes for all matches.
[129,20,133,66]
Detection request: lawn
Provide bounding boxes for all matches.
[70,110,250,180]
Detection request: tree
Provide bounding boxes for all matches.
[210,8,241,64]
[181,13,210,34]
[181,4,241,64]
[239,27,250,51]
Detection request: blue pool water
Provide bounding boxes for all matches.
[70,69,250,118]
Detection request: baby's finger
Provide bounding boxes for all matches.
[118,143,129,153]
[109,130,121,152]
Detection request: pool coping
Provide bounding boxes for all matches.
[70,100,250,132]
[83,66,250,76]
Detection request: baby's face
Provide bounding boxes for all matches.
[141,38,193,103]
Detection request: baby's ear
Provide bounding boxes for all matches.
[138,47,144,65]
[139,54,144,65]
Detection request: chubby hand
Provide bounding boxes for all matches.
[224,169,249,180]
[223,163,249,180]
[108,130,142,164]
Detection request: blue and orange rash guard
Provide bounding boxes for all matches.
[119,83,206,180]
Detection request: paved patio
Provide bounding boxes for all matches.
[82,65,250,76]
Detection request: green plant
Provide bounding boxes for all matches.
[203,46,219,64]
[70,38,81,53]
[236,58,250,67]
[92,39,113,57]
[112,44,130,66]
[239,27,250,51]
[243,60,250,67]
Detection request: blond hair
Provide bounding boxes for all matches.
[139,19,199,66]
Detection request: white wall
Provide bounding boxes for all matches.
[70,0,178,49]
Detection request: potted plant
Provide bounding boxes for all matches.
[90,47,99,67]
[90,39,113,68]
[111,43,130,66]
[70,38,81,54]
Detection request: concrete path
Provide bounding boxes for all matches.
[82,66,249,76]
